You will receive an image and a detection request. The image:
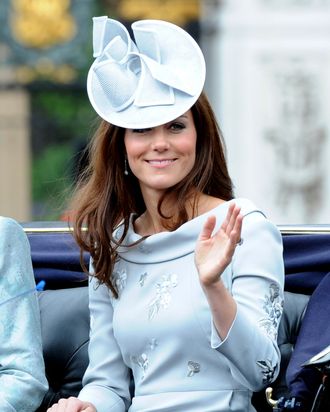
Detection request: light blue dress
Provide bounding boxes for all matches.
[79,198,285,411]
[0,217,48,411]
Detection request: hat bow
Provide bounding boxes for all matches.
[91,17,199,114]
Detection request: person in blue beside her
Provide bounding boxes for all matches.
[48,17,285,412]
[0,216,48,411]
[277,234,330,411]
[285,272,330,411]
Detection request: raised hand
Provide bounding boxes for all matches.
[195,203,243,287]
[47,397,96,412]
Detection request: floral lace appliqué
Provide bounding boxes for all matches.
[148,274,178,320]
[258,283,283,340]
[257,359,276,384]
[112,269,127,296]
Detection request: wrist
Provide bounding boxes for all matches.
[200,276,224,290]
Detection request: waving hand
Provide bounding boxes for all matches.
[195,203,243,287]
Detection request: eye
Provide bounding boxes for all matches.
[169,122,185,132]
[132,128,152,134]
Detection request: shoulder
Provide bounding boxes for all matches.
[231,198,282,242]
[231,201,284,284]
[0,216,28,247]
[232,198,265,218]
[0,217,33,289]
[212,197,270,227]
[0,216,23,231]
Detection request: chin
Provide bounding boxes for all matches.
[148,180,179,191]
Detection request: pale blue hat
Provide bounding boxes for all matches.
[87,17,206,129]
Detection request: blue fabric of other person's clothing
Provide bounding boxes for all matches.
[286,272,330,409]
[0,217,48,410]
[283,234,330,408]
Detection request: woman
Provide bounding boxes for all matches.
[0,216,48,411]
[49,17,284,412]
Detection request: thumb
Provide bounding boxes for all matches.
[82,404,97,412]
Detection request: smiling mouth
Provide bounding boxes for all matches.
[147,159,176,167]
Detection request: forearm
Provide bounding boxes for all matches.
[201,278,237,340]
[78,276,131,412]
[195,203,242,339]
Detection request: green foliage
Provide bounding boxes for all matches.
[35,91,90,128]
[32,143,75,220]
[30,88,96,220]
[30,88,96,152]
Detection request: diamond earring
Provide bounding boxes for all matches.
[124,158,129,176]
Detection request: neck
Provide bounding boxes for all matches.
[134,192,179,236]
[134,191,226,236]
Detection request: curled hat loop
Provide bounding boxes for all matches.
[87,17,206,128]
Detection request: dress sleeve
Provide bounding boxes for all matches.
[78,273,131,412]
[0,217,48,411]
[210,211,285,392]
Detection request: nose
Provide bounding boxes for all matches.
[150,127,169,151]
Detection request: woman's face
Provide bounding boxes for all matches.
[124,110,197,195]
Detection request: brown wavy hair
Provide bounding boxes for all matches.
[70,92,234,298]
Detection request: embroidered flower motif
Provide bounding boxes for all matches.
[258,283,283,340]
[112,269,127,296]
[139,272,148,287]
[148,338,158,350]
[257,359,276,384]
[131,338,158,381]
[131,353,149,380]
[187,360,201,377]
[148,274,178,320]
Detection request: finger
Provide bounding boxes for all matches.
[80,402,97,412]
[57,398,71,411]
[221,202,236,232]
[230,212,243,244]
[221,203,240,236]
[224,215,243,262]
[66,397,91,412]
[227,205,241,234]
[198,215,216,241]
[51,397,80,412]
[47,404,59,412]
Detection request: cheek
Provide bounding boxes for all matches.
[124,138,143,159]
[181,139,197,161]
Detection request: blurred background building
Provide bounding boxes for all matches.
[0,0,329,224]
[202,0,330,224]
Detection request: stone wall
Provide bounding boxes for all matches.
[0,35,31,221]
